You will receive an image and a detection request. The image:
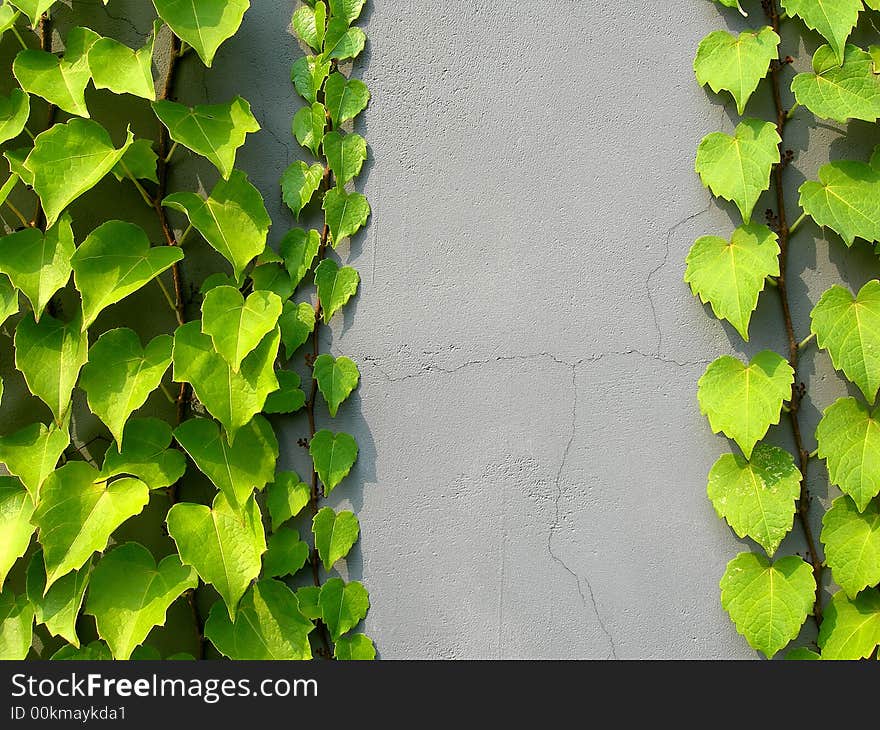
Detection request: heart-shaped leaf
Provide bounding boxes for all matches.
[172,321,279,442]
[0,477,34,591]
[8,1,54,27]
[173,415,278,512]
[310,430,358,494]
[88,25,157,100]
[811,281,880,403]
[264,370,306,414]
[24,118,134,228]
[80,330,172,445]
[163,169,269,280]
[152,97,259,179]
[816,397,880,511]
[720,552,815,658]
[781,0,862,66]
[152,0,250,67]
[86,542,197,660]
[323,17,366,61]
[32,462,149,591]
[281,161,324,219]
[26,551,90,647]
[292,1,326,52]
[0,88,29,145]
[201,286,282,372]
[319,577,369,641]
[325,72,370,127]
[266,472,310,531]
[291,55,331,104]
[112,139,159,184]
[102,418,186,491]
[685,222,779,341]
[694,27,780,114]
[329,0,366,25]
[792,45,880,123]
[0,588,33,660]
[293,102,326,155]
[697,351,794,458]
[312,506,359,570]
[313,354,359,417]
[250,262,294,300]
[822,496,880,598]
[13,26,99,117]
[323,188,370,248]
[14,312,88,425]
[166,493,266,620]
[71,220,183,329]
[204,579,313,659]
[262,528,309,578]
[0,215,75,321]
[799,158,880,245]
[0,422,69,500]
[695,118,780,224]
[280,228,320,287]
[707,444,800,555]
[315,258,359,323]
[818,589,880,659]
[334,633,375,660]
[295,585,322,620]
[280,300,316,359]
[324,131,367,187]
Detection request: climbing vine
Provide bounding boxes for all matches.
[691,0,880,658]
[0,0,373,661]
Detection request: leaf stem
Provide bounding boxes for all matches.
[159,382,176,405]
[163,141,178,164]
[3,199,29,228]
[120,161,155,208]
[797,332,815,350]
[786,101,799,119]
[177,224,192,247]
[154,274,178,314]
[765,275,778,287]
[789,211,807,235]
[10,25,27,50]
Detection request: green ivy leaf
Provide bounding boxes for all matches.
[281,161,324,219]
[792,45,880,123]
[0,5,18,34]
[292,1,326,52]
[71,220,183,330]
[693,27,780,114]
[280,228,320,288]
[706,444,800,555]
[293,102,326,156]
[14,312,88,425]
[324,131,367,188]
[32,462,149,590]
[86,542,197,660]
[152,98,259,179]
[0,477,34,591]
[781,0,861,66]
[264,370,306,414]
[798,159,880,246]
[80,329,173,445]
[201,286,282,372]
[0,588,33,660]
[26,551,89,647]
[111,139,159,184]
[0,423,69,500]
[720,552,815,658]
[328,0,366,25]
[323,17,366,61]
[0,274,18,327]
[13,26,99,117]
[88,26,157,100]
[785,647,821,660]
[204,579,313,659]
[295,585,322,620]
[313,354,359,417]
[0,88,29,146]
[172,322,279,442]
[334,633,375,660]
[325,72,370,127]
[312,506,359,570]
[310,430,358,494]
[279,301,316,359]
[697,351,794,458]
[816,397,880,511]
[811,281,880,403]
[695,119,780,224]
[166,493,265,620]
[291,55,331,105]
[266,472,310,531]
[102,418,186,491]
[684,223,780,341]
[8,0,53,27]
[822,496,880,598]
[151,0,250,68]
[250,262,294,300]
[818,589,880,659]
[25,119,134,229]
[173,416,278,512]
[319,577,368,641]
[0,215,74,321]
[262,528,309,578]
[51,640,112,661]
[315,258,359,323]
[164,169,269,280]
[323,188,370,248]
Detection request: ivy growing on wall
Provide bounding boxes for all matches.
[0,0,373,661]
[691,0,880,658]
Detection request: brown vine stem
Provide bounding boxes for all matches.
[765,0,823,625]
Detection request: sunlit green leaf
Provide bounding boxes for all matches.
[0,477,34,591]
[0,587,33,660]
[325,71,369,127]
[266,472,310,531]
[26,550,89,647]
[152,0,250,67]
[201,286,282,372]
[323,187,370,247]
[792,45,880,123]
[310,430,358,494]
[319,577,368,640]
[264,370,306,414]
[818,589,880,660]
[279,300,315,358]
[312,506,359,570]
[262,528,309,578]
[315,258,358,323]
[281,161,324,219]
[0,422,69,500]
[102,418,186,491]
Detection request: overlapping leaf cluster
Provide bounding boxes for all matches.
[0,0,373,661]
[691,0,880,659]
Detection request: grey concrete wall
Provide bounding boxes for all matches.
[8,0,877,659]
